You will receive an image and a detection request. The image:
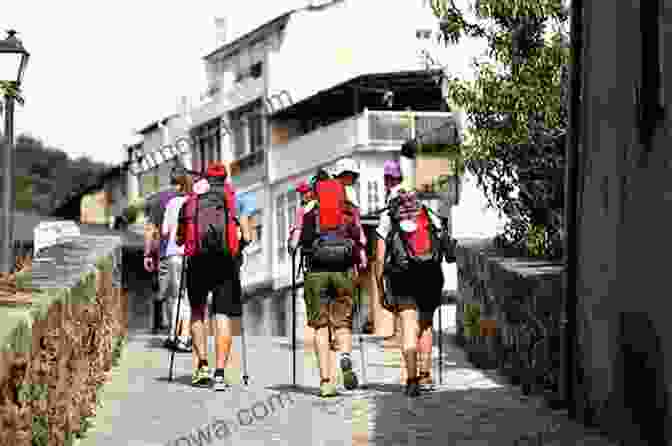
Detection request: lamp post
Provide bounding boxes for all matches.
[0,30,30,275]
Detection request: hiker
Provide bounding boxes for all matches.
[289,160,367,397]
[144,167,193,353]
[375,159,444,397]
[177,162,248,390]
[331,158,375,334]
[158,168,196,353]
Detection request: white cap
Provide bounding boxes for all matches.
[331,157,360,179]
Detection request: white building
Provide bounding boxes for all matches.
[125,0,467,336]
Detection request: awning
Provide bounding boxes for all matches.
[266,2,435,115]
[268,70,445,119]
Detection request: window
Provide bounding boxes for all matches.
[276,194,286,264]
[249,113,264,153]
[251,210,263,244]
[287,191,298,229]
[250,62,263,79]
[193,119,221,171]
[232,101,265,158]
[233,118,247,159]
[275,190,299,264]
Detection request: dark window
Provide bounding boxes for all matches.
[233,119,247,158]
[249,113,264,153]
[250,62,263,78]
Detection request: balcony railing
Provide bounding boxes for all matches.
[367,110,455,145]
[269,109,455,183]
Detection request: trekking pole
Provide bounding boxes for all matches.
[291,249,297,388]
[239,250,250,386]
[438,299,443,386]
[357,282,368,388]
[169,256,188,382]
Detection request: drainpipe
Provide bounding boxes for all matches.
[563,0,583,420]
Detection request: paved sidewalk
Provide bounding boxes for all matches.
[78,271,617,445]
[77,326,617,446]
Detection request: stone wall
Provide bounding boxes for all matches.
[0,236,126,445]
[455,238,564,400]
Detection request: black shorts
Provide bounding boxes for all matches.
[186,253,242,318]
[385,261,444,321]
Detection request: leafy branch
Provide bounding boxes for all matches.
[427,0,570,258]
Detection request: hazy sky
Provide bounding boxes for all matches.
[3,0,483,166]
[3,0,310,165]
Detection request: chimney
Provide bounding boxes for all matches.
[177,95,190,118]
[215,17,228,47]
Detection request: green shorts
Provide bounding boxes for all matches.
[303,270,354,330]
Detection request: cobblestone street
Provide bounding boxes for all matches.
[77,274,617,446]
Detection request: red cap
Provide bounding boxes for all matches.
[296,181,311,194]
[206,162,228,178]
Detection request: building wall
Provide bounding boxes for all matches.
[575,1,671,443]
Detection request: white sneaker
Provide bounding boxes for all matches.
[213,374,230,392]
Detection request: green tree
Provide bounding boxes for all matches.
[428,0,570,258]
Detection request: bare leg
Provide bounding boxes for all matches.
[191,319,208,364]
[417,320,433,383]
[399,307,419,382]
[334,328,352,354]
[315,325,332,383]
[213,315,234,370]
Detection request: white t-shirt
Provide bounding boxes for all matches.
[162,196,188,257]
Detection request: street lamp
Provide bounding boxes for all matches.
[0,29,29,275]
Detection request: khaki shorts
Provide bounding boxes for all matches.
[303,270,354,330]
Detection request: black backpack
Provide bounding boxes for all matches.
[179,180,239,258]
[384,197,443,274]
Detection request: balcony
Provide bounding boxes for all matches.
[269,110,455,183]
[191,76,265,129]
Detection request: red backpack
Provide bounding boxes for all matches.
[384,189,442,271]
[177,182,240,258]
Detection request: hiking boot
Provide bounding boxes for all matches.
[340,355,358,390]
[405,378,421,397]
[192,366,211,387]
[213,373,230,392]
[319,380,337,398]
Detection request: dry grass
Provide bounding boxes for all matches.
[0,254,34,304]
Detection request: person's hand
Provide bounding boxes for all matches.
[144,256,155,273]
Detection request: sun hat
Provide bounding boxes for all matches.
[332,157,360,180]
[383,159,402,178]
